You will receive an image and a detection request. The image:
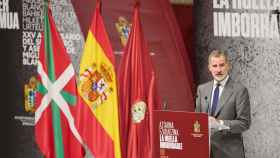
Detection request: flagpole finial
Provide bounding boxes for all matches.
[96,0,102,13]
[43,0,50,8]
[96,0,101,6]
[43,0,49,5]
[134,0,140,7]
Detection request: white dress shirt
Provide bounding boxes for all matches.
[210,75,229,109]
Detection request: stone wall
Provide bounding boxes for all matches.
[194,0,280,157]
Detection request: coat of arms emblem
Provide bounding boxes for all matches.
[131,101,147,123]
[115,16,132,46]
[193,120,201,133]
[79,63,113,109]
[24,76,37,113]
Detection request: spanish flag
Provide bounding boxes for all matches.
[76,1,121,158]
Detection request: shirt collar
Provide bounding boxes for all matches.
[214,75,229,87]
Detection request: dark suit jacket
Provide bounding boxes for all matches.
[195,77,251,158]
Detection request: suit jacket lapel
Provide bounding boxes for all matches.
[214,78,233,116]
[204,81,213,113]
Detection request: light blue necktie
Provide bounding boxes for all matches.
[211,83,220,116]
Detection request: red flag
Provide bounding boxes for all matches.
[118,2,160,158]
[35,4,84,158]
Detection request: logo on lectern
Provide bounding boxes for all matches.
[193,120,201,133]
[191,120,204,138]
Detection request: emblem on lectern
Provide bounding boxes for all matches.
[193,120,201,133]
[191,120,204,138]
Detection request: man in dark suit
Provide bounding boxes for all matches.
[195,50,251,158]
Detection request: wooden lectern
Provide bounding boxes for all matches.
[153,110,209,158]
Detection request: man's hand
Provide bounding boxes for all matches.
[209,116,221,135]
[209,116,229,133]
[209,116,218,123]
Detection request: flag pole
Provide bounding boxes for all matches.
[98,0,102,14]
[134,0,140,7]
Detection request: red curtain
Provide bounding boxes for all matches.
[172,4,197,95]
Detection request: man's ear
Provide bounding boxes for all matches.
[227,63,232,71]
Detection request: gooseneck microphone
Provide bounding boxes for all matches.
[163,99,168,110]
[205,96,210,115]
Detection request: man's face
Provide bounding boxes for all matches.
[208,56,229,81]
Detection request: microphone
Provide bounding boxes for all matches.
[205,96,210,115]
[162,99,168,110]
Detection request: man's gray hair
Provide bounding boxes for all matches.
[208,50,229,65]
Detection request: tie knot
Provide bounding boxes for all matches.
[216,83,221,87]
